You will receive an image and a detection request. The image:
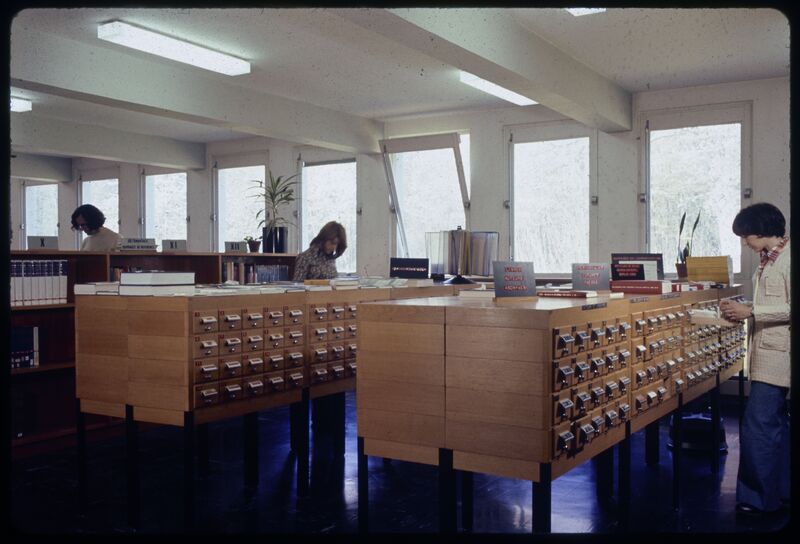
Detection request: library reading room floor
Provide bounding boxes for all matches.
[10,391,792,535]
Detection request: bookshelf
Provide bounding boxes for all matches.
[9,249,296,456]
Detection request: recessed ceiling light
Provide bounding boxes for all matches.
[97,20,250,76]
[565,8,607,16]
[10,97,32,112]
[459,71,537,107]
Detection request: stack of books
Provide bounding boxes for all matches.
[11,326,39,369]
[119,271,196,296]
[609,280,673,294]
[74,281,121,295]
[331,277,360,290]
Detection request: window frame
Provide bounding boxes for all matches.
[639,101,753,280]
[20,179,60,249]
[78,167,121,247]
[505,121,599,277]
[142,166,189,246]
[211,152,269,253]
[380,132,469,258]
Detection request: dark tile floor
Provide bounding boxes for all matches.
[9,391,793,535]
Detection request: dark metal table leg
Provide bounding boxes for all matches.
[672,396,683,510]
[461,470,474,532]
[297,388,310,497]
[125,405,140,530]
[532,463,552,534]
[618,425,631,532]
[76,399,88,519]
[595,447,614,501]
[710,380,721,474]
[438,448,457,533]
[184,411,195,531]
[645,419,660,466]
[244,412,259,487]
[197,423,209,477]
[357,436,368,533]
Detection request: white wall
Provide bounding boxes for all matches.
[11,77,789,283]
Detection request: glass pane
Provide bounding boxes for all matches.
[218,165,266,252]
[391,135,470,258]
[81,178,119,242]
[513,137,590,273]
[24,184,59,242]
[302,161,357,274]
[145,172,187,250]
[649,124,741,274]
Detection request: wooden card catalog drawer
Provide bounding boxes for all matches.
[345,321,357,338]
[329,342,346,361]
[218,332,243,355]
[328,362,346,380]
[194,383,219,408]
[330,325,346,341]
[310,305,329,322]
[264,349,285,371]
[310,363,330,384]
[346,342,358,359]
[285,306,304,325]
[243,308,263,329]
[219,356,243,379]
[285,327,304,347]
[219,309,242,330]
[220,378,243,403]
[286,370,305,389]
[345,361,357,378]
[265,327,285,349]
[264,370,286,393]
[243,377,265,398]
[193,358,219,383]
[311,343,329,363]
[244,333,264,352]
[328,303,346,321]
[193,333,219,358]
[265,308,285,327]
[311,326,329,343]
[346,304,358,320]
[285,350,305,368]
[242,355,264,375]
[193,312,218,334]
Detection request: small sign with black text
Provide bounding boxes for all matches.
[493,261,536,297]
[389,258,429,279]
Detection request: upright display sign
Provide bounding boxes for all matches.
[572,262,610,290]
[493,261,536,297]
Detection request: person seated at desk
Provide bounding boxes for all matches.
[292,221,347,281]
[71,204,122,251]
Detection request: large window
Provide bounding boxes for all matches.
[81,178,119,241]
[24,183,58,246]
[301,160,357,274]
[217,165,265,252]
[145,172,187,250]
[645,105,747,275]
[382,133,470,258]
[511,124,594,273]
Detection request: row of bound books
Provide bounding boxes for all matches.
[10,260,68,306]
[11,326,40,369]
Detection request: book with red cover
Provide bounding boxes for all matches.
[538,290,598,298]
[609,280,672,294]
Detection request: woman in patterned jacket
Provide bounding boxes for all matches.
[720,202,790,517]
[292,221,347,282]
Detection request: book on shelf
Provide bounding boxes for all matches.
[538,289,599,298]
[118,284,196,296]
[74,281,121,295]
[120,271,196,285]
[11,326,39,369]
[304,279,332,285]
[11,259,68,306]
[609,280,673,294]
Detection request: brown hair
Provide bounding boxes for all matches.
[310,221,347,258]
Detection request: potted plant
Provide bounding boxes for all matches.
[244,235,261,253]
[676,210,701,278]
[249,170,299,253]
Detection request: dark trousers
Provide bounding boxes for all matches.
[736,380,790,511]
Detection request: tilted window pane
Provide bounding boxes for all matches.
[649,124,741,274]
[391,135,470,259]
[145,172,187,250]
[25,184,59,239]
[513,137,590,273]
[218,165,265,252]
[302,161,357,274]
[81,178,119,242]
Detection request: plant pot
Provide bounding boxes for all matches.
[675,262,688,279]
[262,226,288,253]
[247,240,261,253]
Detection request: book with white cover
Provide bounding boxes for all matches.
[689,308,738,327]
[74,282,121,295]
[459,288,495,298]
[120,271,195,285]
[119,284,196,296]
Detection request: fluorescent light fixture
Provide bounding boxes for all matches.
[565,8,607,16]
[97,20,250,76]
[459,71,537,106]
[10,97,32,112]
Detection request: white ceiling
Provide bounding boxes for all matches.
[10,7,790,149]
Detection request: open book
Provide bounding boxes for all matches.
[689,308,740,326]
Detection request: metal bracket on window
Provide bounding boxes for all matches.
[292,210,299,218]
[638,193,647,203]
[503,200,511,209]
[138,217,144,225]
[389,204,396,214]
[591,196,599,205]
[743,188,752,199]
[210,213,217,222]
[357,205,363,216]
[464,201,471,210]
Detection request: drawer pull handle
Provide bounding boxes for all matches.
[347,362,357,374]
[248,358,264,368]
[288,310,303,318]
[618,376,631,393]
[224,361,242,370]
[331,365,345,378]
[248,313,263,321]
[558,431,574,452]
[332,307,345,314]
[574,361,590,381]
[575,392,591,414]
[200,340,218,349]
[200,316,217,325]
[556,366,574,387]
[619,403,631,420]
[200,389,218,403]
[618,322,631,338]
[579,423,596,445]
[269,355,284,364]
[288,352,303,361]
[605,410,618,427]
[269,311,284,319]
[557,398,573,420]
[591,416,604,434]
[332,326,345,334]
[289,373,303,385]
[268,377,284,388]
